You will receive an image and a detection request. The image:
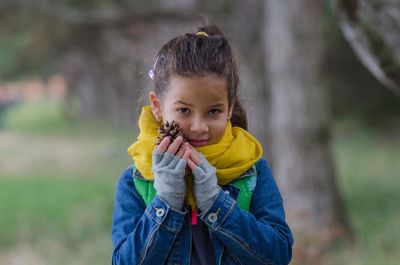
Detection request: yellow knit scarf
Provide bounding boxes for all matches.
[127,105,263,208]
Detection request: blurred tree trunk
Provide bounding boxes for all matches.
[226,0,270,152]
[265,1,352,263]
[338,0,400,96]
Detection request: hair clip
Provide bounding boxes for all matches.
[148,55,161,80]
[148,69,155,80]
[196,31,208,37]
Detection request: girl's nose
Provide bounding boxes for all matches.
[190,117,209,133]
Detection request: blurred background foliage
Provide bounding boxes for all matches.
[0,0,399,264]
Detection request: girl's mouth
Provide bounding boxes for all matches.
[188,139,209,147]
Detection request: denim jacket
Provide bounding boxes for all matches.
[111,158,293,265]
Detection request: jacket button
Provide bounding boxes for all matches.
[156,208,165,217]
[224,190,230,195]
[207,213,218,223]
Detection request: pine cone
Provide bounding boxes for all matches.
[155,120,185,145]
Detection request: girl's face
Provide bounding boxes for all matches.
[149,75,233,147]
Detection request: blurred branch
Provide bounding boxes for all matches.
[0,0,204,79]
[338,0,400,96]
[0,0,199,25]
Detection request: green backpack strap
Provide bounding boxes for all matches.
[132,164,258,211]
[230,165,258,211]
[132,165,156,206]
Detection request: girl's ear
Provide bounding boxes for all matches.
[228,104,234,120]
[149,91,162,120]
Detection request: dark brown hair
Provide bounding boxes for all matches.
[151,24,248,130]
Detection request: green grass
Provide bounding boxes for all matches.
[0,100,135,264]
[0,100,136,179]
[0,178,114,247]
[2,100,68,133]
[327,128,400,265]
[0,176,117,264]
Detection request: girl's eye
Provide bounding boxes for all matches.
[209,108,221,115]
[178,108,190,114]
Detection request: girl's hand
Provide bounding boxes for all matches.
[152,136,190,211]
[185,144,201,170]
[154,136,191,160]
[185,144,220,212]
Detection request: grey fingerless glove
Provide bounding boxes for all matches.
[152,152,187,211]
[192,154,221,212]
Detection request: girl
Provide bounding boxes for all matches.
[111,24,293,265]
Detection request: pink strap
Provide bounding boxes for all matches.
[191,207,197,225]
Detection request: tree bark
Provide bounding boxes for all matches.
[265,1,352,263]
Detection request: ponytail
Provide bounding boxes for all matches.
[230,97,248,130]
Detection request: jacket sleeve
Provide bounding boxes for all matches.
[199,158,293,265]
[111,166,186,265]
